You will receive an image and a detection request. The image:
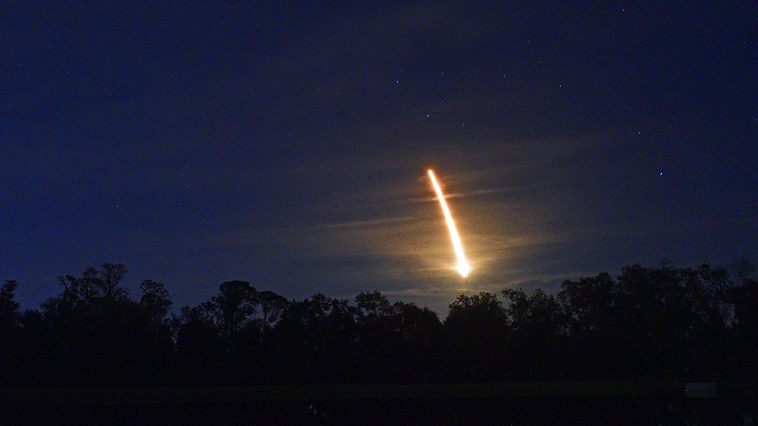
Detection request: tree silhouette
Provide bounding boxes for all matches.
[0,280,21,383]
[445,292,508,381]
[730,275,758,378]
[255,290,288,331]
[502,288,563,379]
[175,304,226,384]
[391,301,443,382]
[0,280,20,327]
[209,280,257,343]
[2,261,756,388]
[98,263,129,300]
[139,279,172,322]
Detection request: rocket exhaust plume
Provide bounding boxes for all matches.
[427,169,471,278]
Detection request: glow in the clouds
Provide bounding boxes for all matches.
[427,169,471,278]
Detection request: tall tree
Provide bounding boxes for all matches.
[139,280,172,322]
[0,280,21,347]
[98,263,129,300]
[256,290,289,330]
[445,292,508,381]
[211,281,257,342]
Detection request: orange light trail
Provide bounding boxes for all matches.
[427,169,471,278]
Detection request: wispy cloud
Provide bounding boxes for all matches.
[199,135,619,313]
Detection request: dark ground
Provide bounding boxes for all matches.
[2,382,756,425]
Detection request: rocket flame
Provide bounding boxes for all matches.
[427,169,471,278]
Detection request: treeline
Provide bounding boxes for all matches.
[1,262,756,387]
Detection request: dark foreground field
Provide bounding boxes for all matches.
[2,381,755,425]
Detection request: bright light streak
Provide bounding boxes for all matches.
[427,169,471,278]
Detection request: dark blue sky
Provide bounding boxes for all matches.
[2,1,756,313]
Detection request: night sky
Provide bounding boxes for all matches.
[2,2,756,313]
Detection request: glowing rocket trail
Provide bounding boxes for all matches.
[427,169,471,278]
